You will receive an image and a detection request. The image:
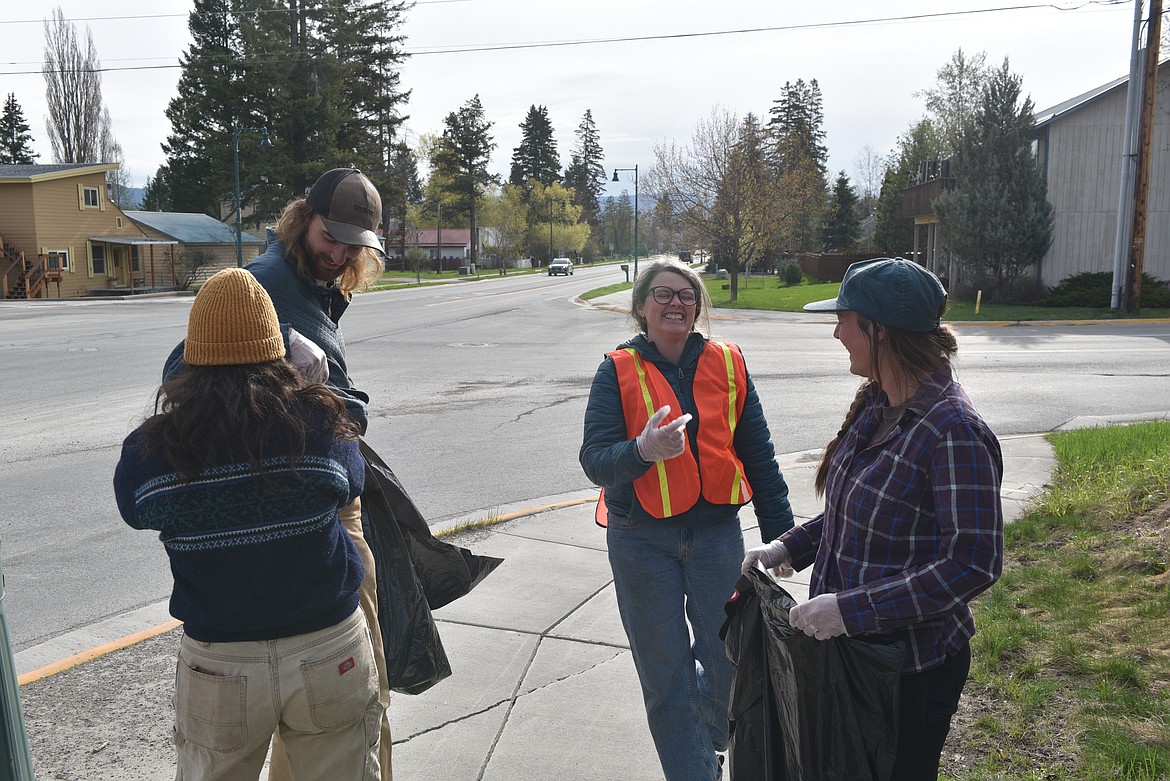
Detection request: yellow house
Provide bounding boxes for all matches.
[0,163,177,299]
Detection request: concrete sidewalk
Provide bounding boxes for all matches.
[14,434,1057,780]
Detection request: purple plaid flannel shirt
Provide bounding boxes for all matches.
[781,368,1004,672]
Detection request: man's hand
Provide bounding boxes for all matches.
[635,405,692,463]
[288,328,329,384]
[789,594,846,641]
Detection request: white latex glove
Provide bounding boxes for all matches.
[789,594,847,641]
[741,540,794,579]
[287,328,329,384]
[635,405,692,463]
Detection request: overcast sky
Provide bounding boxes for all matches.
[0,0,1143,196]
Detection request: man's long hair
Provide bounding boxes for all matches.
[138,360,359,482]
[275,200,383,297]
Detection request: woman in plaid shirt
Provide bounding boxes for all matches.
[743,257,1004,779]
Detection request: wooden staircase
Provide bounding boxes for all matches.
[1,232,61,299]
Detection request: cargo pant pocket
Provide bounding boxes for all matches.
[174,655,248,753]
[301,631,379,731]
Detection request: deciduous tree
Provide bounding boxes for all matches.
[42,7,104,164]
[649,107,772,300]
[915,48,990,159]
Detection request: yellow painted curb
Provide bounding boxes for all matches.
[18,618,182,686]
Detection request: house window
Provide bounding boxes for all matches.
[91,244,106,275]
[47,250,69,271]
[116,217,123,228]
[130,246,141,273]
[83,187,100,208]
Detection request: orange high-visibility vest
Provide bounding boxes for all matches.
[606,341,753,520]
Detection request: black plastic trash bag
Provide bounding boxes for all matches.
[722,569,907,781]
[359,440,504,695]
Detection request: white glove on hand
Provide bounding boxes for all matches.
[789,594,847,641]
[740,540,794,578]
[287,328,329,384]
[635,405,692,463]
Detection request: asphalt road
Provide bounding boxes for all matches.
[2,263,1169,653]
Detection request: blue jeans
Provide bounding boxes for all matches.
[607,515,744,781]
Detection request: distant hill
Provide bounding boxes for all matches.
[119,187,146,210]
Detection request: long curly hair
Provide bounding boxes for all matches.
[138,360,359,482]
[275,200,384,297]
[814,305,959,496]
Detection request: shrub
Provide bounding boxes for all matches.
[1044,271,1170,308]
[778,261,803,286]
[952,274,1048,305]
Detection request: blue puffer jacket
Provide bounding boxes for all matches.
[162,231,371,433]
[579,332,794,542]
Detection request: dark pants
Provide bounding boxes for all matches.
[890,642,971,780]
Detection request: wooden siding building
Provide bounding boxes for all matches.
[1034,60,1169,286]
[899,62,1168,291]
[0,163,177,299]
[124,211,264,288]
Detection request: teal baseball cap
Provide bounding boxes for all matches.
[803,257,947,332]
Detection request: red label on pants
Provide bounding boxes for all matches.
[338,657,355,675]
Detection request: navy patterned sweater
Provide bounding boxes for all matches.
[113,417,365,642]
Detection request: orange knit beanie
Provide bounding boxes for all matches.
[184,268,285,366]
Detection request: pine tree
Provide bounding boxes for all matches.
[934,59,1053,298]
[162,0,410,219]
[509,105,560,190]
[821,171,861,252]
[0,93,37,164]
[433,95,497,268]
[767,79,828,177]
[765,79,829,250]
[873,120,937,257]
[141,166,174,212]
[161,0,246,214]
[563,109,605,227]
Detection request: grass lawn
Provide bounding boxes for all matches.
[941,421,1170,780]
[700,277,1170,321]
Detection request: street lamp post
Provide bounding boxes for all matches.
[233,124,272,267]
[612,165,638,278]
[547,197,566,263]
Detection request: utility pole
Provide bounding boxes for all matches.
[1125,0,1162,312]
[1110,0,1145,309]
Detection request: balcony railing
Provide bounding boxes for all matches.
[901,177,956,219]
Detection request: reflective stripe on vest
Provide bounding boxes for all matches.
[608,341,753,519]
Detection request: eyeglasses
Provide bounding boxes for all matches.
[648,286,698,306]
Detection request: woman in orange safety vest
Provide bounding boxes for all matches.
[579,259,794,781]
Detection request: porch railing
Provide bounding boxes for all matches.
[1,232,62,299]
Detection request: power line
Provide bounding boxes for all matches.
[0,1,1130,76]
[0,0,464,26]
